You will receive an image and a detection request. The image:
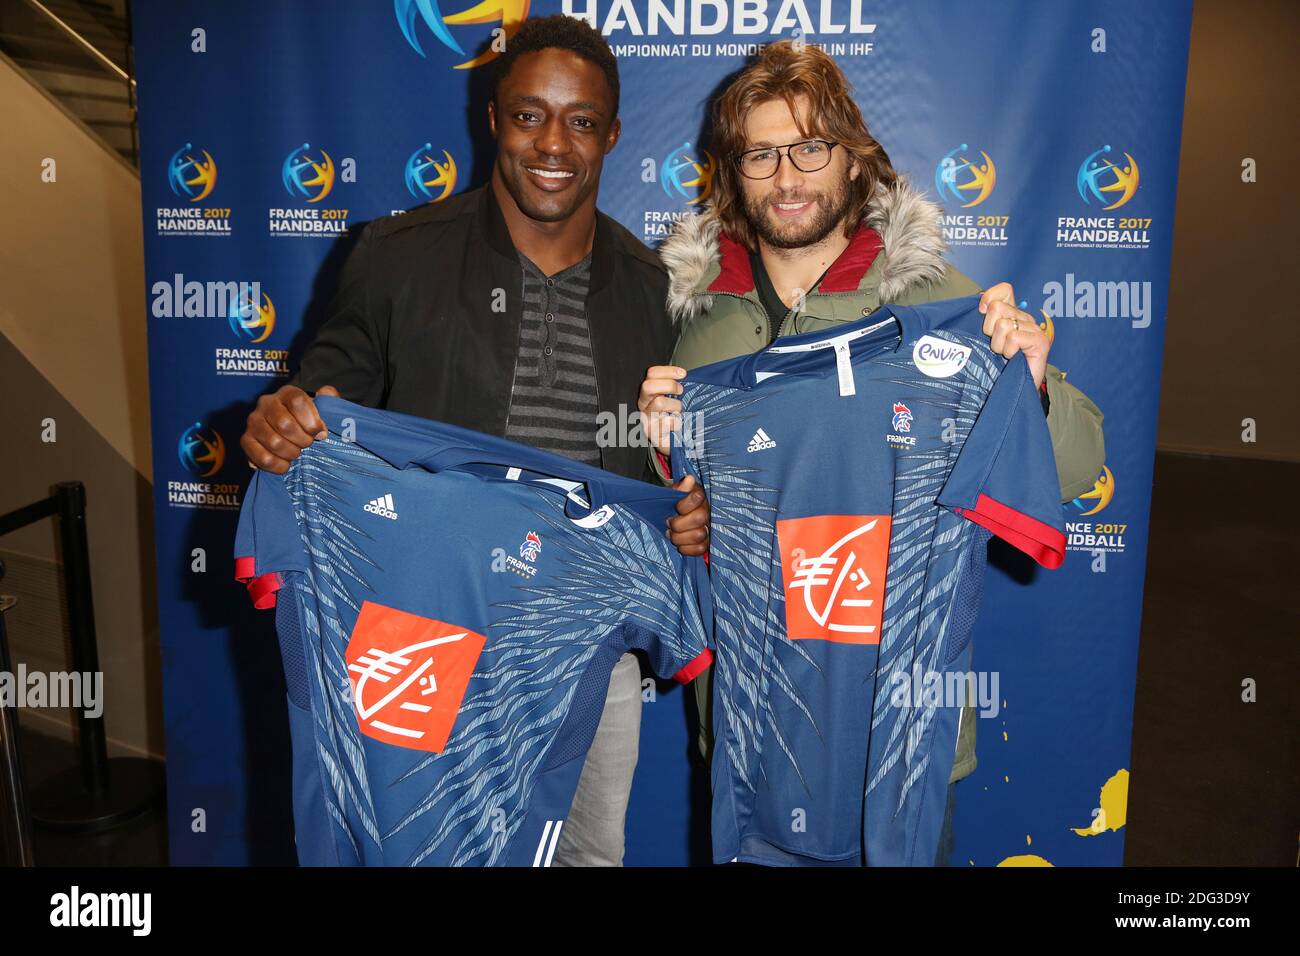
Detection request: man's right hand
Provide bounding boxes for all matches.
[240,384,340,474]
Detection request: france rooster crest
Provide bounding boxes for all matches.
[519,531,542,563]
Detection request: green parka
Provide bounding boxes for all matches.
[652,178,1106,784]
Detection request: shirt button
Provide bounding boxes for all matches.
[755,326,762,335]
[545,312,554,323]
[862,306,875,316]
[544,346,553,355]
[546,278,555,287]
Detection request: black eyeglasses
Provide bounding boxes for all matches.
[735,140,838,179]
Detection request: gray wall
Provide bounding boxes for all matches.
[0,50,158,758]
[1157,0,1300,461]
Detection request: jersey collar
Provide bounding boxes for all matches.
[686,307,913,391]
[312,397,681,516]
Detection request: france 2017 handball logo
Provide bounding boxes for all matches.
[661,142,716,205]
[167,143,217,202]
[227,291,276,344]
[519,531,542,562]
[1077,146,1140,210]
[178,422,225,478]
[1070,465,1116,516]
[395,0,529,70]
[935,144,997,207]
[282,144,335,203]
[1063,465,1126,556]
[405,144,457,202]
[891,402,913,433]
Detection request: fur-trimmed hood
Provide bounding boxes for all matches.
[659,176,953,324]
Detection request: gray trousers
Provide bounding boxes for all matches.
[551,652,642,866]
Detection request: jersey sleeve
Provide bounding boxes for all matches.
[234,470,307,609]
[673,555,714,683]
[937,352,1067,569]
[626,540,714,685]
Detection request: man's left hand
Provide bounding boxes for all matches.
[667,474,710,558]
[979,282,1049,389]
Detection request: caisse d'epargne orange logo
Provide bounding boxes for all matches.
[778,514,891,645]
[346,602,486,752]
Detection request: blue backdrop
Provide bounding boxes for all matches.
[132,0,1192,866]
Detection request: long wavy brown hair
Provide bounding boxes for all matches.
[709,41,898,251]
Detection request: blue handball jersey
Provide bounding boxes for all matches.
[672,294,1065,867]
[235,397,712,867]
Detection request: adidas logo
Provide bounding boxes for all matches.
[747,428,777,453]
[364,493,398,520]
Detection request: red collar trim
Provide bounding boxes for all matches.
[706,223,883,296]
[707,231,756,294]
[819,224,884,292]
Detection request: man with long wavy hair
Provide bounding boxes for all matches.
[638,41,1106,865]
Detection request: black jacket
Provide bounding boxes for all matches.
[297,185,672,481]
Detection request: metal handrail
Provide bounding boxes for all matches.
[20,0,133,88]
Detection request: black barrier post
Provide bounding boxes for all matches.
[53,482,109,796]
[0,481,165,833]
[0,561,36,866]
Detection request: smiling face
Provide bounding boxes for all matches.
[488,48,620,224]
[738,95,860,250]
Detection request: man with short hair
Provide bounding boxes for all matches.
[240,15,708,866]
[638,41,1106,864]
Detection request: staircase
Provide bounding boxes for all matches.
[0,0,136,167]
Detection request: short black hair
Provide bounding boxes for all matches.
[492,15,620,118]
